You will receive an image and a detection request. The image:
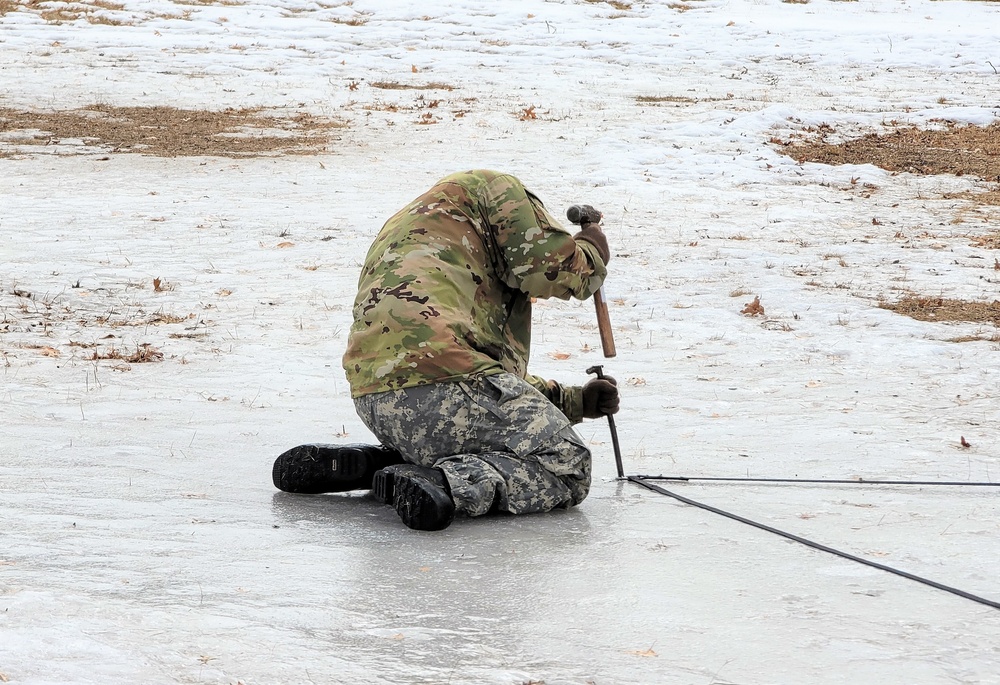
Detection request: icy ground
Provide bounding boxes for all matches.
[2,0,1000,683]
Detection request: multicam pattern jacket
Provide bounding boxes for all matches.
[342,170,607,423]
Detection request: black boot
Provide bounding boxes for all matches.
[373,465,455,531]
[272,443,405,494]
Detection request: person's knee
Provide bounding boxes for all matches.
[555,433,591,506]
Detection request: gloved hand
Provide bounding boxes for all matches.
[573,223,610,265]
[582,376,620,419]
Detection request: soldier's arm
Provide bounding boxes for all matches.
[484,175,606,301]
[525,373,585,425]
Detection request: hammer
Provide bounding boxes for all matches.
[566,204,616,358]
[568,204,625,478]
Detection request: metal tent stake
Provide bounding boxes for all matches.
[587,364,624,479]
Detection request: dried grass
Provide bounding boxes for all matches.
[584,0,632,9]
[369,81,456,91]
[880,296,1000,326]
[171,0,243,5]
[0,105,347,158]
[325,15,368,25]
[781,121,1000,206]
[636,95,697,104]
[970,232,1000,249]
[91,343,164,363]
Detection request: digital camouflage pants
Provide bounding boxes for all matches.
[354,373,591,517]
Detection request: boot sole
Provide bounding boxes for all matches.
[273,444,400,494]
[373,469,455,531]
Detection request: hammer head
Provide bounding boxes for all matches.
[566,204,603,226]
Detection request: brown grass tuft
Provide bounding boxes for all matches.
[585,0,632,8]
[880,296,1000,326]
[326,15,368,26]
[970,231,1000,249]
[91,343,164,363]
[172,0,243,5]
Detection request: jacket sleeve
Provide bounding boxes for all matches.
[483,175,606,301]
[525,373,585,425]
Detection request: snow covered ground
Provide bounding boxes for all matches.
[2,0,1000,683]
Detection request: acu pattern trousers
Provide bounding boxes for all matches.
[354,373,592,517]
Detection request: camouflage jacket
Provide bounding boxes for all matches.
[342,170,607,424]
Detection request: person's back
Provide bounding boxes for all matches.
[343,169,603,398]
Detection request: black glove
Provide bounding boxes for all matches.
[582,377,620,419]
[573,223,610,265]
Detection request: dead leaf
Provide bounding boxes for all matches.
[798,513,816,519]
[548,351,572,360]
[627,648,658,658]
[741,295,764,317]
[418,566,431,572]
[391,633,405,640]
[276,241,295,248]
[960,436,971,448]
[411,64,419,73]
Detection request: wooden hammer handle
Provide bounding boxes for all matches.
[593,287,616,358]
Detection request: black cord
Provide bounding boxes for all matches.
[635,475,1000,487]
[628,476,1000,611]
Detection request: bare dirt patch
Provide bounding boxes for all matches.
[0,105,347,157]
[779,121,1000,205]
[784,121,1000,179]
[879,295,1000,327]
